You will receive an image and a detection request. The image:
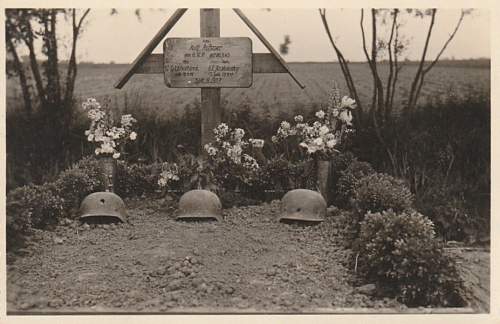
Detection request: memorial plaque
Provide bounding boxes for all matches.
[163,37,253,88]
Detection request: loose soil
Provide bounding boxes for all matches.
[6,198,489,313]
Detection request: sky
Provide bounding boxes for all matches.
[51,8,491,63]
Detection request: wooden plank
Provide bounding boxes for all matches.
[253,53,286,73]
[163,37,253,88]
[136,53,286,74]
[114,8,187,89]
[200,9,222,148]
[233,8,305,88]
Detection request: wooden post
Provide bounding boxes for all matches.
[200,9,221,150]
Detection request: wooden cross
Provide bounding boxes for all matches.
[115,8,304,149]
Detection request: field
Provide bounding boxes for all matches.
[6,62,490,119]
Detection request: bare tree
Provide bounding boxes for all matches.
[6,9,91,112]
[319,8,470,174]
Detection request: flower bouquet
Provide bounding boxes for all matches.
[82,97,137,191]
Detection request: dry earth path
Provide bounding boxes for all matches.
[6,198,488,313]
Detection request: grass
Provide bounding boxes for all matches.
[6,62,490,120]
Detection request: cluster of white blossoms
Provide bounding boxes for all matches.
[158,162,180,188]
[83,98,137,159]
[204,123,263,171]
[272,84,356,159]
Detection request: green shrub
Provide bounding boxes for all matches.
[356,209,466,307]
[353,172,414,215]
[115,161,162,197]
[335,160,375,209]
[55,157,105,217]
[6,191,33,249]
[7,183,64,230]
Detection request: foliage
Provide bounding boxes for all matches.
[115,161,162,198]
[204,123,263,192]
[55,156,105,216]
[272,83,355,160]
[353,172,414,216]
[7,183,64,230]
[83,97,137,159]
[355,209,466,307]
[335,159,375,209]
[352,90,490,241]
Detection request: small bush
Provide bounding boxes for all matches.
[7,183,64,230]
[355,209,466,307]
[115,161,162,198]
[55,157,105,217]
[335,160,375,209]
[353,172,414,216]
[6,192,33,249]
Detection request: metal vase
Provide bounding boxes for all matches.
[100,155,116,192]
[316,159,331,204]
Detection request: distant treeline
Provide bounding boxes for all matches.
[6,58,490,72]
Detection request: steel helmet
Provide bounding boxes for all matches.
[176,189,222,221]
[279,189,326,223]
[79,192,127,223]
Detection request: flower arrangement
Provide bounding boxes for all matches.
[204,123,263,172]
[272,82,356,160]
[158,162,180,188]
[83,98,138,159]
[204,123,264,188]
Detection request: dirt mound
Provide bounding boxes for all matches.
[6,198,488,313]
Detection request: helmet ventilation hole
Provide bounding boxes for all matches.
[100,199,105,204]
[296,208,301,212]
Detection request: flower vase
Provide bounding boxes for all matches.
[317,159,331,204]
[100,155,117,192]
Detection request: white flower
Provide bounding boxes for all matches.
[307,145,318,154]
[341,96,356,109]
[315,110,325,119]
[233,128,245,141]
[271,135,278,143]
[130,132,137,140]
[294,115,304,122]
[326,139,337,148]
[249,138,265,148]
[113,152,121,159]
[207,146,218,156]
[280,121,291,129]
[158,178,167,187]
[87,134,94,142]
[319,125,329,136]
[95,148,100,155]
[313,137,324,146]
[339,110,353,126]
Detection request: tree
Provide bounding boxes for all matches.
[5,9,91,182]
[6,9,90,112]
[319,8,470,174]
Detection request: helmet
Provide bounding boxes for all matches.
[278,189,326,223]
[79,192,127,223]
[176,189,222,221]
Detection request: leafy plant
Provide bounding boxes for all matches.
[355,209,466,307]
[55,156,105,216]
[353,172,414,216]
[335,159,375,208]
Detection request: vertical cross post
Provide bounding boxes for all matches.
[200,9,221,151]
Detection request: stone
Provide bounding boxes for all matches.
[355,283,377,295]
[167,279,182,291]
[53,237,64,244]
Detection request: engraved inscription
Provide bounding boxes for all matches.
[164,37,252,88]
